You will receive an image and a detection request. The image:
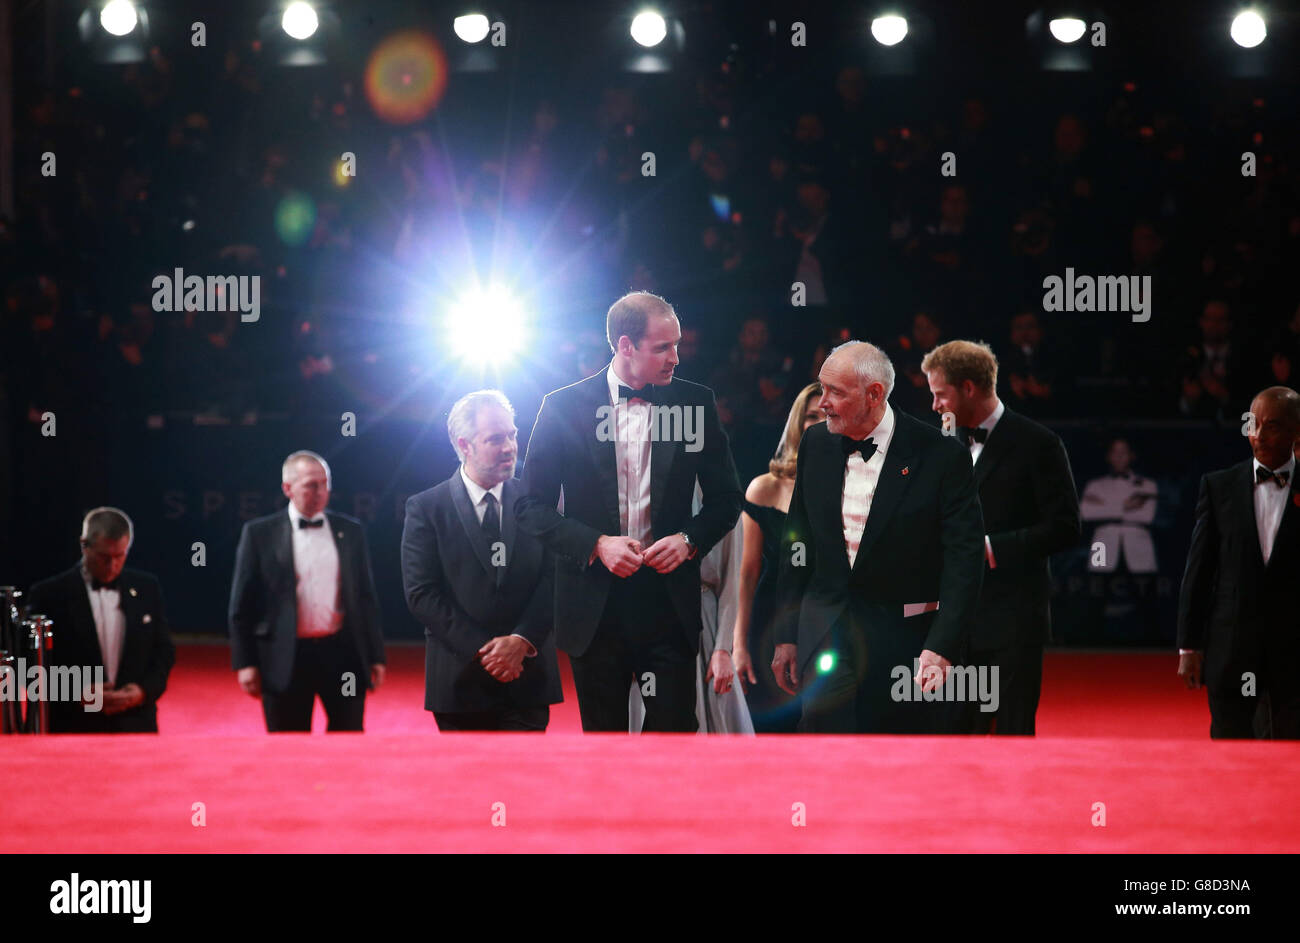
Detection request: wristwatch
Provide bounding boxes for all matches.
[678,532,697,558]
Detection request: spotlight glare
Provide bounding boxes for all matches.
[99,0,138,37]
[1230,11,1266,48]
[454,14,491,44]
[282,2,320,41]
[817,652,836,674]
[447,287,528,366]
[870,15,908,47]
[630,11,667,47]
[1048,18,1086,44]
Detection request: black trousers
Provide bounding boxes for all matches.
[797,608,954,734]
[963,643,1044,736]
[262,632,366,732]
[569,567,698,732]
[1209,685,1300,739]
[433,706,550,731]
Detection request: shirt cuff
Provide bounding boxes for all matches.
[984,535,996,569]
[511,634,538,657]
[1178,649,1201,655]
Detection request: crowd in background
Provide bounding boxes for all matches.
[4,17,1300,495]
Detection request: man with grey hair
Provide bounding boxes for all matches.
[402,389,562,730]
[229,451,387,732]
[772,340,985,733]
[26,507,176,732]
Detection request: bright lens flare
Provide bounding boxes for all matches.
[1048,18,1086,44]
[1230,11,1266,48]
[447,288,528,366]
[454,14,490,43]
[630,12,667,47]
[365,31,448,125]
[100,0,138,37]
[282,2,319,41]
[870,15,908,46]
[817,652,836,674]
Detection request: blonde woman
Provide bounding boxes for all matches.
[731,382,823,732]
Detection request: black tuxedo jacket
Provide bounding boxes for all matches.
[517,370,742,656]
[25,565,176,733]
[401,472,562,712]
[774,409,985,675]
[228,509,386,694]
[968,408,1081,650]
[1177,461,1300,694]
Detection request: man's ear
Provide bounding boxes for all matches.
[617,335,634,358]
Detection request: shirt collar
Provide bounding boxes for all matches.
[460,464,504,507]
[287,503,327,528]
[1253,453,1297,479]
[978,398,1005,433]
[607,362,661,405]
[852,403,895,455]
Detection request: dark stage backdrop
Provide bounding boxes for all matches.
[3,411,1238,644]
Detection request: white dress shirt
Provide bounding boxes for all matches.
[1253,454,1295,565]
[841,403,896,568]
[459,465,505,525]
[81,565,126,686]
[968,398,1005,567]
[607,363,655,546]
[287,503,343,639]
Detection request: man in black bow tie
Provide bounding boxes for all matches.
[25,507,176,732]
[772,340,985,733]
[518,291,741,732]
[1178,386,1300,738]
[229,451,387,731]
[923,341,1080,735]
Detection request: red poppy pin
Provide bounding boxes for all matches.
[901,466,910,476]
[1293,492,1300,508]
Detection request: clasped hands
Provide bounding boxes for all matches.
[88,682,145,715]
[479,635,531,683]
[594,534,691,577]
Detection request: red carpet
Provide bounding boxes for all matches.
[3,645,1299,852]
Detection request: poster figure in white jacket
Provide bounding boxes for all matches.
[1079,437,1158,574]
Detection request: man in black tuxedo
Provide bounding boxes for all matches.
[25,507,175,733]
[229,451,387,732]
[1178,385,1300,739]
[772,340,985,733]
[402,389,562,731]
[923,340,1081,735]
[517,291,741,732]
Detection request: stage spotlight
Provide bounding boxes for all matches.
[1048,17,1086,43]
[1230,10,1266,48]
[99,0,138,37]
[446,287,528,366]
[630,11,667,47]
[454,13,490,43]
[282,2,319,40]
[870,14,908,46]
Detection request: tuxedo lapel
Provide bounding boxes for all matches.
[973,411,1014,489]
[450,470,498,576]
[1265,480,1300,570]
[816,441,852,577]
[272,512,294,586]
[585,376,622,534]
[499,479,518,589]
[63,566,105,667]
[851,417,914,572]
[650,383,678,533]
[1234,463,1266,569]
[325,512,353,609]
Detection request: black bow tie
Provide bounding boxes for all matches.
[1256,466,1291,488]
[298,517,326,529]
[91,577,120,591]
[959,426,989,445]
[617,384,656,404]
[841,435,878,462]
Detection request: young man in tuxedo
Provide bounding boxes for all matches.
[1177,386,1300,739]
[229,451,387,732]
[923,340,1081,735]
[25,507,176,733]
[772,340,985,733]
[517,291,742,732]
[401,390,562,731]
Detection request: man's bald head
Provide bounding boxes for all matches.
[1248,385,1300,469]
